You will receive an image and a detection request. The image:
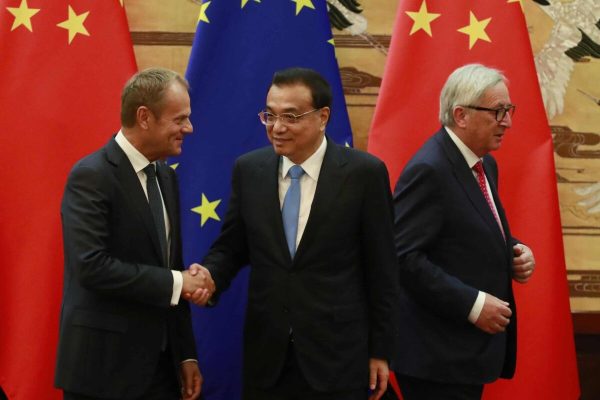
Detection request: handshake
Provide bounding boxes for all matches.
[181,263,215,306]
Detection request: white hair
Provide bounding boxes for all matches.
[439,64,507,127]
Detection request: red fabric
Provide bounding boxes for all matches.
[0,1,136,398]
[368,0,579,399]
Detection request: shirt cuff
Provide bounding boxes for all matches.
[181,359,198,365]
[171,270,183,306]
[467,291,486,324]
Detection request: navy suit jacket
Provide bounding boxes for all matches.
[55,137,197,398]
[203,138,398,392]
[392,128,517,384]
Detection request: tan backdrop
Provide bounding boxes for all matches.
[126,0,600,313]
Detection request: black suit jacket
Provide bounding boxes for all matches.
[203,138,398,392]
[392,128,518,385]
[55,137,197,398]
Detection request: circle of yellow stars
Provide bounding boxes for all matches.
[405,0,522,50]
[197,0,316,24]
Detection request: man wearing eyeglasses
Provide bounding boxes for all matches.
[188,67,398,400]
[391,63,536,400]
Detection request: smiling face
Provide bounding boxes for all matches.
[455,82,513,157]
[139,81,193,161]
[265,83,330,164]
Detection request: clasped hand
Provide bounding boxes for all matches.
[181,263,215,306]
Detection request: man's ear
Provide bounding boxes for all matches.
[137,106,152,130]
[319,107,330,132]
[453,106,468,129]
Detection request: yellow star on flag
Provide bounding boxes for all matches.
[507,0,525,12]
[292,0,315,16]
[327,38,334,46]
[169,163,179,170]
[191,193,221,227]
[457,11,491,49]
[56,5,90,44]
[6,0,40,32]
[241,0,260,9]
[405,0,440,37]
[198,1,210,24]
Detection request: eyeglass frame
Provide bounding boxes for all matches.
[460,104,516,122]
[258,108,322,126]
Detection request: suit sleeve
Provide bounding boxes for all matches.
[362,160,399,360]
[202,158,250,299]
[393,162,479,320]
[61,163,173,307]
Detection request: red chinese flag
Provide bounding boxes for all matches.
[0,0,136,398]
[368,0,579,399]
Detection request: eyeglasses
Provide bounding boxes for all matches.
[461,104,516,122]
[258,109,321,126]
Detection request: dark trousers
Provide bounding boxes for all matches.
[397,374,484,400]
[64,350,179,400]
[243,342,366,400]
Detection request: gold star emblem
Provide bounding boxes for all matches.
[56,5,90,44]
[292,0,315,16]
[507,0,524,12]
[191,194,221,227]
[198,1,210,24]
[457,11,491,49]
[241,0,260,9]
[405,0,440,37]
[6,0,40,32]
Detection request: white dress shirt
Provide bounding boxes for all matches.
[445,126,501,324]
[115,131,183,306]
[278,135,327,251]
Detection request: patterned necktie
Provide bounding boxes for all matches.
[282,165,304,258]
[144,163,168,267]
[473,161,505,241]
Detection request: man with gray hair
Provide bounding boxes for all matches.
[392,64,536,399]
[55,67,213,400]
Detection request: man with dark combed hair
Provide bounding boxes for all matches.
[187,67,398,400]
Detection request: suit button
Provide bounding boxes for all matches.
[283,307,289,313]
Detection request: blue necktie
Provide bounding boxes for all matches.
[282,165,304,258]
[144,163,168,267]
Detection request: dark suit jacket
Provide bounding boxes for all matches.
[392,128,518,385]
[55,137,197,398]
[203,138,398,392]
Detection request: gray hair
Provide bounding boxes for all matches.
[439,64,507,127]
[121,67,189,128]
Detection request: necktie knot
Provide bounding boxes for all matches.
[288,165,304,180]
[144,163,157,179]
[472,160,484,176]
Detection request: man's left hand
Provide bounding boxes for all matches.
[180,361,202,400]
[368,358,389,400]
[512,244,535,284]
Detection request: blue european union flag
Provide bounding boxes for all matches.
[172,1,352,399]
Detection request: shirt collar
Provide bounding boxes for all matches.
[115,130,152,173]
[444,126,481,169]
[280,135,327,181]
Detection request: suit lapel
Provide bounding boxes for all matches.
[104,138,165,265]
[257,150,292,264]
[438,130,506,245]
[295,139,346,263]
